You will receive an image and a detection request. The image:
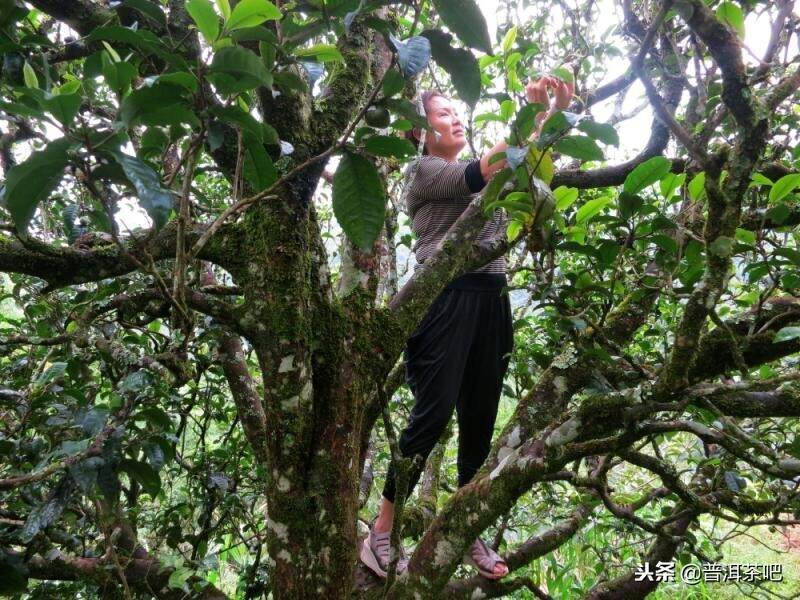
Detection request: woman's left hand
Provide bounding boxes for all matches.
[548,77,574,110]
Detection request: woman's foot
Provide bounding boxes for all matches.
[359,523,408,579]
[463,537,508,579]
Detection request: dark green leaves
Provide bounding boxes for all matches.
[381,69,405,97]
[623,156,671,195]
[364,135,416,158]
[119,459,161,497]
[332,151,385,251]
[422,29,481,107]
[209,46,272,94]
[40,91,82,125]
[20,477,74,543]
[119,82,186,127]
[389,35,431,79]
[0,550,27,594]
[431,0,493,54]
[554,135,604,161]
[102,56,137,94]
[536,111,581,148]
[578,120,619,146]
[112,151,173,228]
[1,138,71,231]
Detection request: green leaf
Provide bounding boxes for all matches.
[422,29,481,107]
[216,0,231,19]
[120,0,167,26]
[769,173,800,204]
[431,0,493,54]
[364,135,416,158]
[112,151,173,228]
[750,172,772,187]
[35,361,67,386]
[506,218,522,241]
[536,111,581,148]
[576,195,613,224]
[22,60,38,88]
[226,0,281,31]
[512,103,545,142]
[241,134,277,192]
[119,83,186,127]
[716,1,745,38]
[20,478,73,542]
[168,566,193,590]
[774,248,800,267]
[553,186,579,211]
[294,44,343,62]
[774,326,800,343]
[381,69,405,98]
[502,26,517,53]
[623,156,671,195]
[119,459,161,496]
[1,138,70,231]
[41,92,82,125]
[527,147,554,185]
[102,56,138,93]
[577,120,619,146]
[550,65,574,84]
[384,98,428,129]
[157,71,198,92]
[688,171,706,201]
[389,35,431,79]
[209,46,272,94]
[332,151,385,251]
[186,0,220,43]
[554,135,604,161]
[659,172,685,200]
[618,191,643,219]
[734,227,756,245]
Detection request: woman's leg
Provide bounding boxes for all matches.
[373,496,395,533]
[455,291,513,487]
[361,288,479,578]
[378,288,479,525]
[454,291,513,578]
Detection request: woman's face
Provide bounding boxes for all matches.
[422,95,466,157]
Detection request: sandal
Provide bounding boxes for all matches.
[462,537,508,580]
[359,523,408,579]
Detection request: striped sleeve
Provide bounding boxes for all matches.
[408,156,474,201]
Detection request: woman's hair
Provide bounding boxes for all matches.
[404,89,446,155]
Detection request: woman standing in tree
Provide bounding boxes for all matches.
[361,76,574,580]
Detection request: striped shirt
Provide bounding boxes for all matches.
[405,155,507,275]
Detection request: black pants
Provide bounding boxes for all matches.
[382,273,514,503]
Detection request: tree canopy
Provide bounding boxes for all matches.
[1,0,799,598]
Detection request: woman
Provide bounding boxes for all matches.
[360,76,574,580]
